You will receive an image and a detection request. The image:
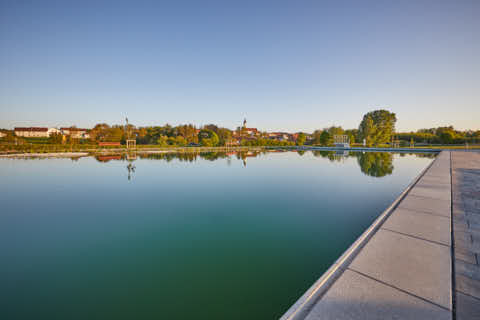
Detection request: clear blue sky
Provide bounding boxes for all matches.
[1,0,479,132]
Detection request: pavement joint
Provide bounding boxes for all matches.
[395,206,452,219]
[347,268,451,312]
[381,227,450,248]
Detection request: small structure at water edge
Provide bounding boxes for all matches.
[333,135,350,148]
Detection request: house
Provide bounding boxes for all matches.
[235,127,259,137]
[14,127,61,138]
[61,127,90,139]
[269,132,292,141]
[245,128,259,136]
[0,132,6,138]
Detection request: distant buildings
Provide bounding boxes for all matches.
[13,127,90,139]
[14,127,61,138]
[244,127,259,136]
[60,127,90,139]
[268,132,292,141]
[0,132,6,138]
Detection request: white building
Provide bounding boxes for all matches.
[60,127,90,139]
[14,127,61,138]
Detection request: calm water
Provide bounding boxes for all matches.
[0,150,434,320]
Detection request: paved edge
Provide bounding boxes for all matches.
[280,151,444,320]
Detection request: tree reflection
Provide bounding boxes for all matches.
[356,152,394,177]
[92,150,404,178]
[313,150,396,177]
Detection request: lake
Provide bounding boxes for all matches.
[0,150,434,319]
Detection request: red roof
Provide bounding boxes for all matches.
[96,155,122,162]
[14,127,48,132]
[98,142,121,146]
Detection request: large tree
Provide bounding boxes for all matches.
[198,129,219,147]
[319,131,331,146]
[358,110,397,146]
[296,133,306,146]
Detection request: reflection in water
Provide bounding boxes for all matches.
[356,152,394,177]
[94,155,122,162]
[93,150,436,179]
[311,150,434,177]
[312,150,394,177]
[126,163,136,181]
[0,150,435,320]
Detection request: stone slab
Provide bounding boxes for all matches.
[349,229,451,309]
[456,274,480,299]
[422,171,450,179]
[398,195,451,217]
[416,178,451,187]
[415,179,451,190]
[455,250,477,265]
[304,270,450,320]
[409,185,451,201]
[382,208,450,246]
[455,259,480,281]
[465,212,480,225]
[455,291,480,320]
[455,234,480,255]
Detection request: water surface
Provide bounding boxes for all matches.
[0,150,434,319]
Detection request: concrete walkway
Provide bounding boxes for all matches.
[282,151,458,320]
[452,151,480,319]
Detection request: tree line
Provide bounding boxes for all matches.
[2,109,479,147]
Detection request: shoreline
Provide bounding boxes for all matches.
[0,145,476,158]
[0,146,265,158]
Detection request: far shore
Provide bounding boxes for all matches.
[1,145,479,158]
[0,146,265,158]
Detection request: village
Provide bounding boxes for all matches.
[1,119,313,146]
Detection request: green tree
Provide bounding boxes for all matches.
[198,129,219,147]
[296,133,306,146]
[436,127,457,144]
[344,129,358,144]
[319,131,331,146]
[175,135,187,146]
[439,130,455,144]
[312,130,322,144]
[157,135,168,147]
[216,128,232,146]
[49,132,63,144]
[167,136,177,146]
[327,126,344,136]
[359,110,397,146]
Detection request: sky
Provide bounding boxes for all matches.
[0,0,479,132]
